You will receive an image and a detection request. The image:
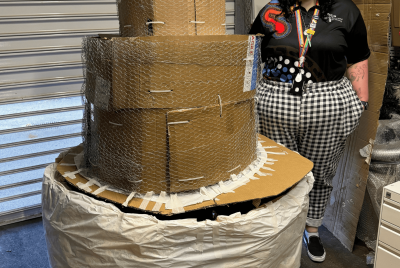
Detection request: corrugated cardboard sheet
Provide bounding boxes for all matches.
[56,135,314,215]
[84,35,259,110]
[90,99,256,194]
[168,99,257,192]
[323,0,390,251]
[117,0,226,37]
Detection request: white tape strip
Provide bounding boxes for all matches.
[170,194,185,213]
[92,185,108,195]
[263,146,279,149]
[149,90,172,93]
[227,165,241,173]
[264,151,288,155]
[260,166,275,172]
[230,174,238,181]
[152,191,166,212]
[256,171,270,176]
[168,121,190,125]
[243,172,258,180]
[77,179,96,192]
[109,121,123,126]
[146,21,165,25]
[63,169,82,179]
[249,165,257,173]
[123,191,137,207]
[139,191,154,210]
[218,181,234,194]
[189,21,205,23]
[200,187,213,200]
[178,176,204,182]
[60,163,76,166]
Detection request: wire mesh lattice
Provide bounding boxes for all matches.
[81,34,262,194]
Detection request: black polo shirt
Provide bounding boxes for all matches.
[249,0,370,83]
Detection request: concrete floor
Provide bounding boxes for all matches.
[0,218,373,268]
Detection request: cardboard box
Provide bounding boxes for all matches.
[90,98,256,194]
[117,0,226,37]
[57,134,314,215]
[392,0,400,47]
[84,35,261,110]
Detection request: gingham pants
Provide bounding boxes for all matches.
[257,77,363,227]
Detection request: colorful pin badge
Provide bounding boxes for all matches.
[306,29,315,35]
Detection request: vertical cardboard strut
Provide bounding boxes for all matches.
[323,0,390,251]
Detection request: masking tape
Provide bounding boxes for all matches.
[260,166,275,172]
[264,151,287,155]
[200,187,214,200]
[123,191,137,207]
[92,185,108,195]
[152,191,166,212]
[77,179,96,192]
[230,174,238,181]
[218,181,234,194]
[63,169,82,179]
[170,194,185,214]
[139,191,154,210]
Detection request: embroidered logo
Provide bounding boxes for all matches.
[261,4,292,39]
[324,13,343,23]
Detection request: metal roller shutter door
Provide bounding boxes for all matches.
[0,0,237,226]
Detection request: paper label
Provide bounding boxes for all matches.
[243,36,260,92]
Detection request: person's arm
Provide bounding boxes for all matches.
[346,59,369,103]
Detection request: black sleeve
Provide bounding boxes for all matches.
[249,11,265,35]
[345,12,370,64]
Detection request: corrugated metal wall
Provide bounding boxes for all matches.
[0,0,237,226]
[0,0,119,226]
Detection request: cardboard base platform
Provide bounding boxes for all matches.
[56,134,313,215]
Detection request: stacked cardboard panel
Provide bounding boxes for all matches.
[83,1,262,194]
[117,0,226,37]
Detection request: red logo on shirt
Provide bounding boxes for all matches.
[261,5,292,39]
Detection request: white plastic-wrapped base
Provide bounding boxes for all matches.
[42,163,314,268]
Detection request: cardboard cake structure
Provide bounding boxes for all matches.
[56,0,314,215]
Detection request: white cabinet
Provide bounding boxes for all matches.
[375,181,400,267]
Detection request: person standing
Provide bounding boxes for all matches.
[249,0,369,262]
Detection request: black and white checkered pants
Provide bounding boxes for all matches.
[257,77,363,227]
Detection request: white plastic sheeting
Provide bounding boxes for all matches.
[42,163,314,268]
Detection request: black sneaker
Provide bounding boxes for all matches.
[303,231,326,262]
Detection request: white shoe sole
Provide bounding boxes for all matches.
[303,236,326,262]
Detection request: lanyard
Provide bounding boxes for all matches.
[294,1,320,68]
